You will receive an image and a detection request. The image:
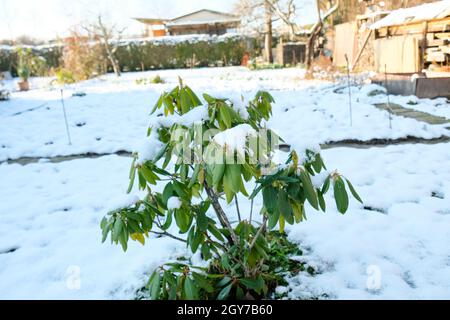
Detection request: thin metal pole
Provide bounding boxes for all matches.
[344,54,353,126]
[60,89,72,145]
[384,64,393,129]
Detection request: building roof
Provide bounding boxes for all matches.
[134,9,239,27]
[370,0,450,29]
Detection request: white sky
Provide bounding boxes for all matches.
[0,0,317,40]
[0,0,234,40]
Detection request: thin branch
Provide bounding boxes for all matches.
[204,181,239,246]
[150,230,186,243]
[249,214,268,252]
[249,198,254,224]
[234,195,242,222]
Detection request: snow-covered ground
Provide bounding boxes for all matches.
[285,143,450,299]
[372,94,450,120]
[0,67,448,161]
[1,67,450,299]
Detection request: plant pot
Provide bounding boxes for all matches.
[18,80,29,91]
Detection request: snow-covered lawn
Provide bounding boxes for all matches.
[0,67,448,161]
[1,67,450,299]
[1,143,449,299]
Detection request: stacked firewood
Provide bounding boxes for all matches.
[425,31,450,68]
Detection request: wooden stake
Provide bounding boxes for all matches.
[60,89,72,145]
[344,54,353,127]
[384,65,393,130]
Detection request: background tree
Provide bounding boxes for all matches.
[235,0,337,68]
[84,16,124,77]
[263,0,339,70]
[59,30,105,82]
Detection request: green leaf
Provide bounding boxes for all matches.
[219,106,232,128]
[291,201,303,223]
[197,211,208,232]
[312,154,323,173]
[183,277,198,300]
[185,86,202,106]
[279,215,285,233]
[224,164,241,194]
[127,159,136,194]
[100,217,108,229]
[191,228,203,253]
[318,191,326,211]
[162,183,174,206]
[322,175,331,194]
[240,277,264,294]
[140,166,158,185]
[172,181,188,200]
[179,89,190,114]
[212,164,225,186]
[267,209,280,230]
[151,95,163,114]
[101,221,111,243]
[201,242,211,260]
[300,170,319,210]
[161,211,173,230]
[236,286,245,299]
[220,255,231,270]
[189,164,201,188]
[175,210,191,233]
[203,93,215,104]
[148,271,161,300]
[345,178,363,203]
[199,200,211,214]
[119,227,128,251]
[218,283,233,300]
[192,273,214,293]
[112,218,123,241]
[334,177,349,214]
[208,223,224,242]
[278,190,293,224]
[223,175,235,204]
[262,186,278,213]
[239,177,249,196]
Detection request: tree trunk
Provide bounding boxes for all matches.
[264,0,273,63]
[305,24,322,70]
[306,0,324,70]
[104,43,121,77]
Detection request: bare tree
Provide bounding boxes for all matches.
[235,0,294,63]
[264,0,339,69]
[84,16,124,77]
[235,0,336,67]
[264,1,274,63]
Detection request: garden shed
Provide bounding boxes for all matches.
[370,0,450,74]
[368,0,450,98]
[134,9,241,37]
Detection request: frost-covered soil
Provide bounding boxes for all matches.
[1,67,448,162]
[1,67,450,299]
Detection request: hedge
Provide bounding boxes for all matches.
[0,34,260,76]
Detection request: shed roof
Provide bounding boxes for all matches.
[134,9,239,27]
[370,0,450,29]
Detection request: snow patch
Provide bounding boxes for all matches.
[167,197,182,210]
